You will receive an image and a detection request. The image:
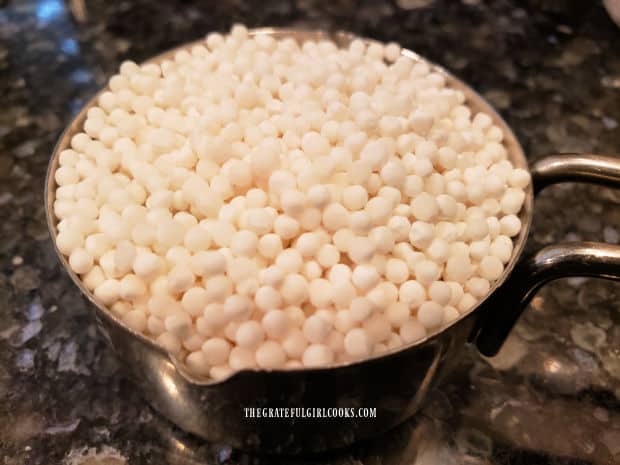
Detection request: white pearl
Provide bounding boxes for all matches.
[302,344,334,367]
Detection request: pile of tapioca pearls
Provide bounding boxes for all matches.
[53,24,530,380]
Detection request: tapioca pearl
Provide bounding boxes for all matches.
[279,189,305,217]
[294,232,320,258]
[239,207,274,236]
[221,294,252,321]
[350,211,372,234]
[55,184,76,201]
[303,314,332,344]
[146,293,179,318]
[348,160,372,186]
[440,282,462,308]
[119,273,147,301]
[499,214,522,237]
[363,313,391,343]
[185,351,210,376]
[306,184,332,208]
[414,260,440,286]
[254,286,282,312]
[319,262,347,285]
[300,260,320,281]
[274,248,303,274]
[387,216,411,242]
[328,277,356,307]
[82,266,105,291]
[236,276,260,297]
[376,186,403,209]
[436,194,457,219]
[198,337,231,367]
[490,235,513,264]
[481,198,501,216]
[281,274,309,306]
[464,215,489,241]
[500,187,526,215]
[255,341,286,368]
[307,278,332,308]
[351,264,380,292]
[366,285,389,310]
[245,188,268,208]
[182,226,211,253]
[445,180,466,202]
[203,275,233,302]
[190,251,226,277]
[235,320,265,349]
[297,207,321,231]
[273,215,300,240]
[363,196,390,226]
[399,280,426,308]
[457,293,478,313]
[321,203,349,232]
[416,301,444,329]
[259,265,285,287]
[380,159,406,187]
[448,241,469,259]
[228,346,256,370]
[301,131,329,158]
[315,244,338,269]
[368,225,394,254]
[146,314,166,336]
[465,277,491,298]
[56,229,84,256]
[408,221,434,251]
[410,193,438,222]
[404,174,424,198]
[278,327,307,358]
[479,255,504,281]
[399,319,427,344]
[441,306,460,326]
[261,309,289,339]
[164,311,192,338]
[444,254,473,284]
[229,230,259,257]
[436,147,457,170]
[344,328,372,358]
[302,344,334,367]
[509,168,531,189]
[343,235,373,263]
[429,222,453,243]
[483,176,505,198]
[426,238,449,264]
[424,173,445,196]
[157,332,182,355]
[201,302,229,330]
[183,331,207,353]
[386,302,410,328]
[385,258,409,284]
[94,279,120,306]
[256,234,283,260]
[427,281,452,306]
[342,185,368,211]
[68,248,94,275]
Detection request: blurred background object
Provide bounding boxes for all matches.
[604,0,620,26]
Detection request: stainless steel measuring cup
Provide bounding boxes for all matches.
[45,28,620,453]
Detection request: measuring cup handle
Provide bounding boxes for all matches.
[531,154,620,193]
[474,153,620,356]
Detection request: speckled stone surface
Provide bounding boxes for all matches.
[1,0,620,463]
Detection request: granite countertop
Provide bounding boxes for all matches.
[1,0,620,463]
